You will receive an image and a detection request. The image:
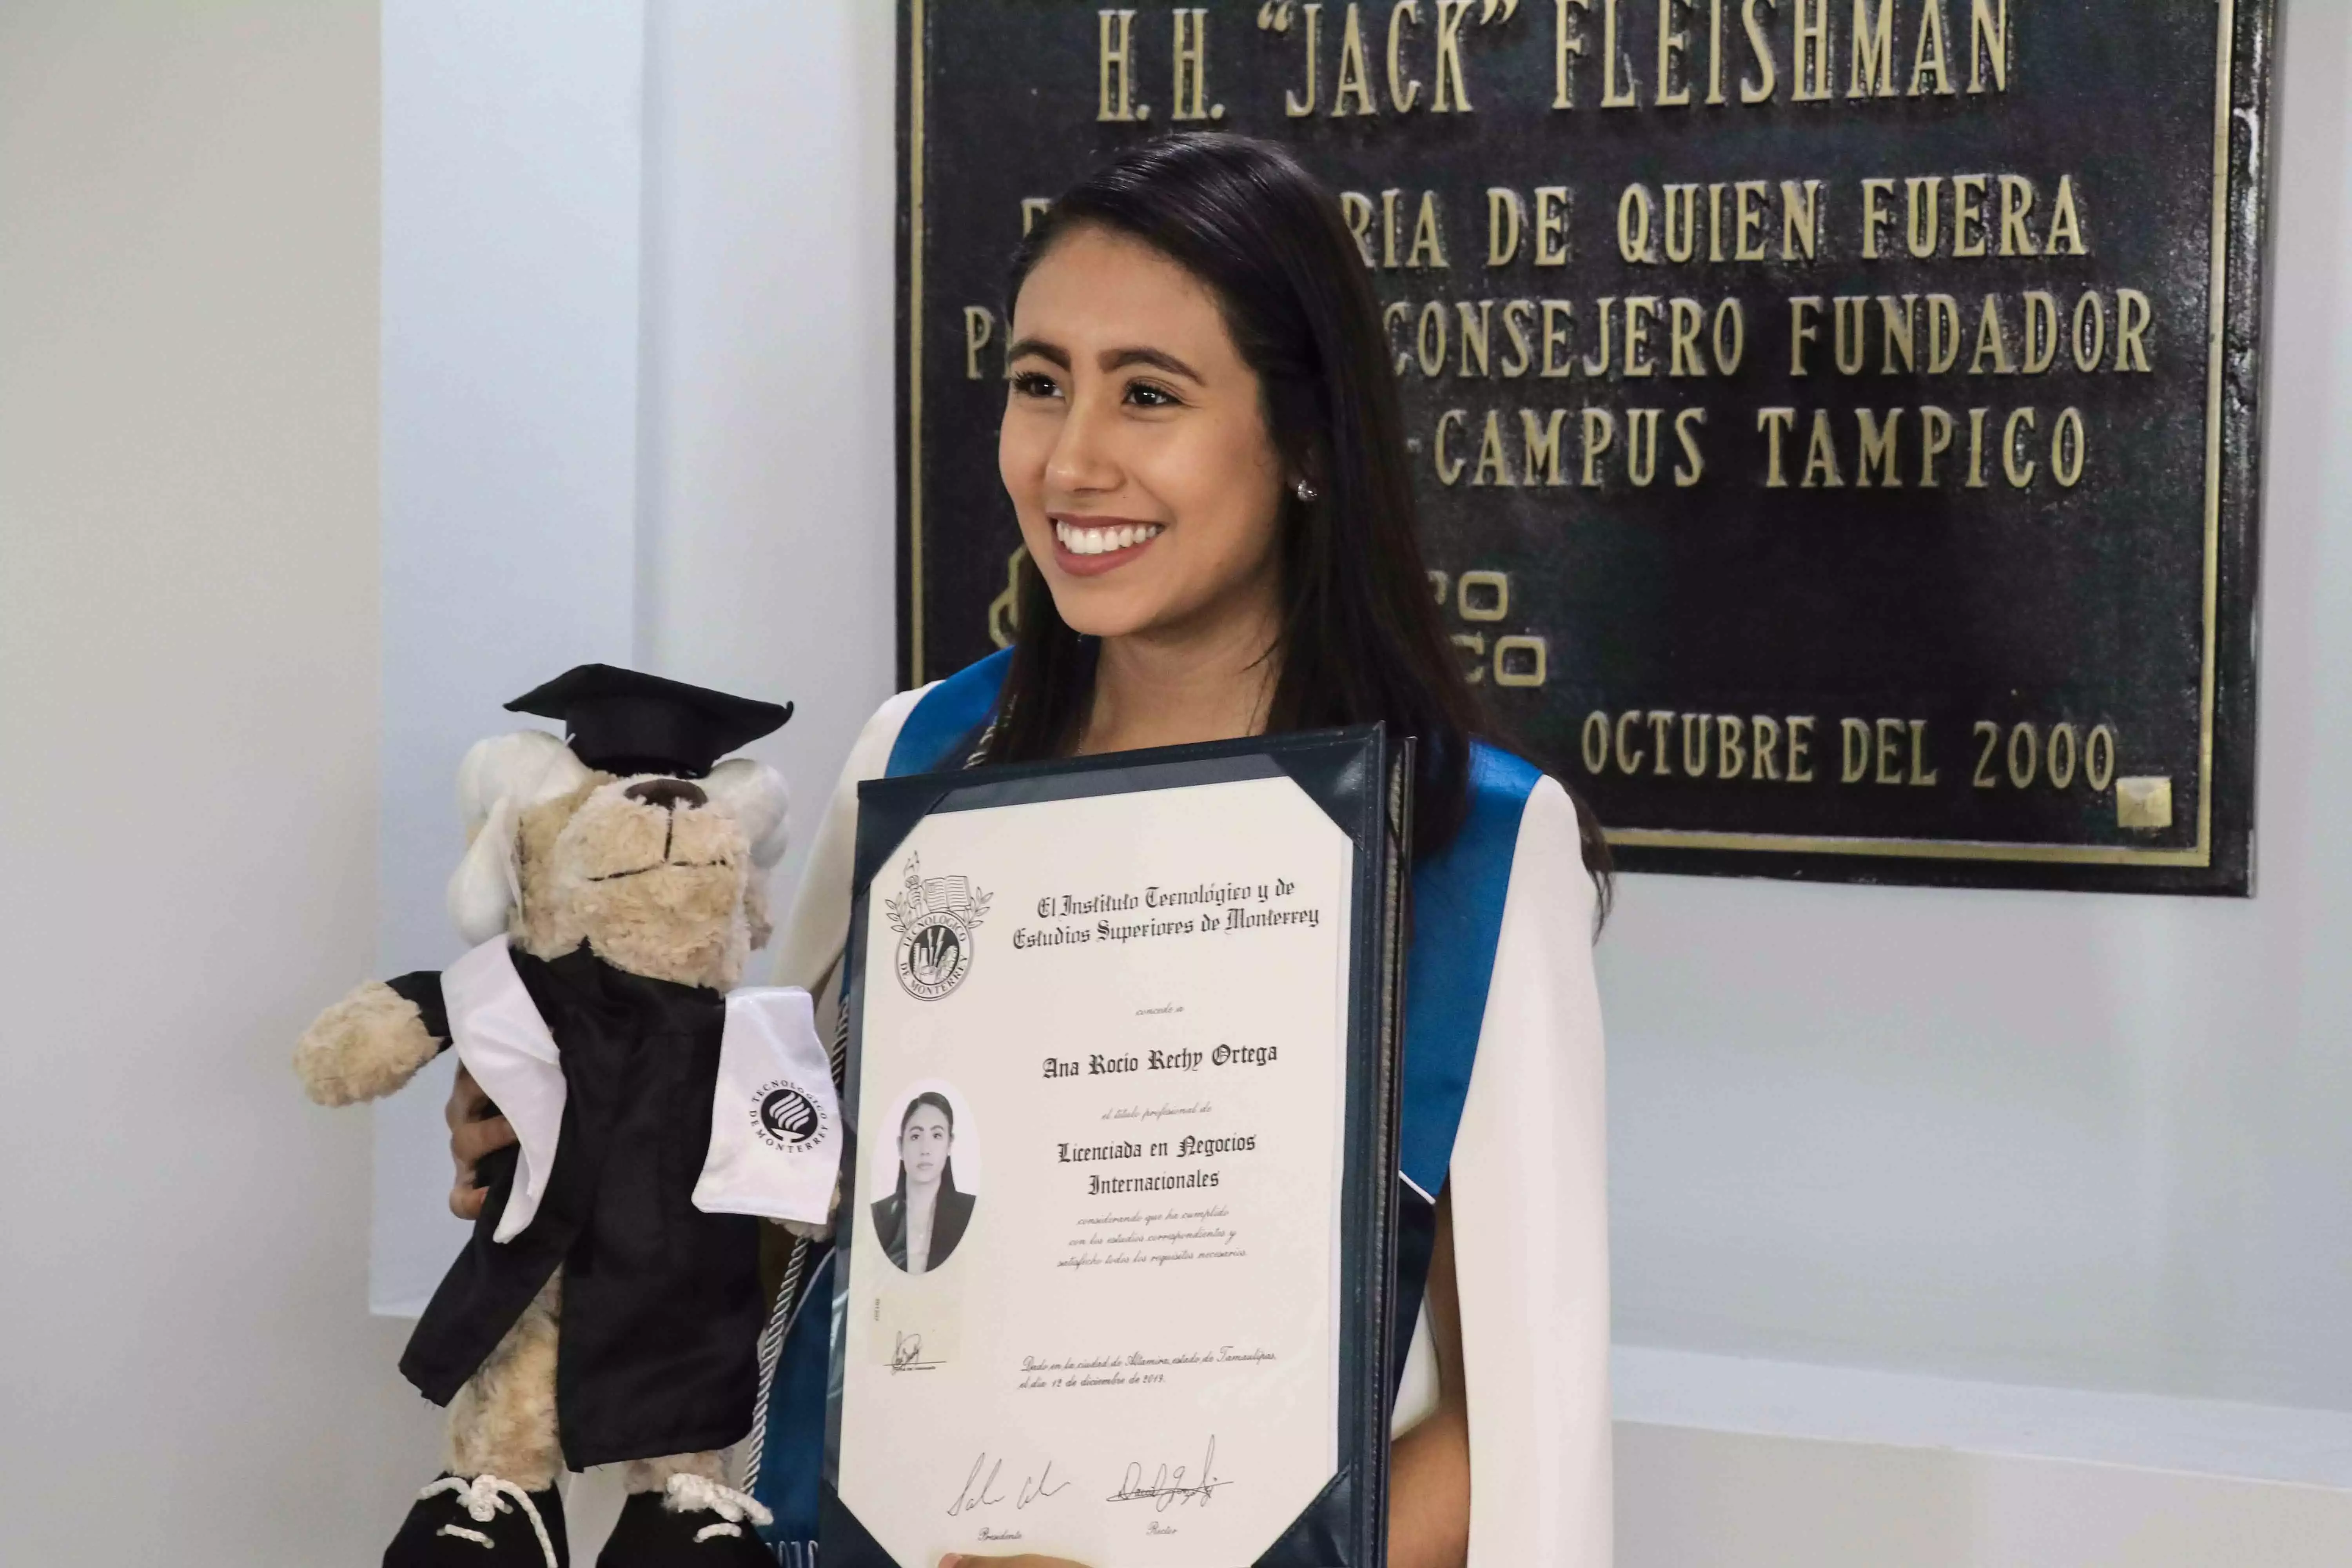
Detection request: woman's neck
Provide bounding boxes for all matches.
[1078,588,1283,756]
[907,1172,940,1203]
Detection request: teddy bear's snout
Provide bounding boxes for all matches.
[624,777,708,813]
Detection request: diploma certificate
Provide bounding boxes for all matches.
[824,730,1408,1568]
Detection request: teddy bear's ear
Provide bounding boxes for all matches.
[446,730,592,943]
[705,756,790,868]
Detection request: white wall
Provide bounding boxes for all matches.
[372,0,898,1312]
[0,4,439,1564]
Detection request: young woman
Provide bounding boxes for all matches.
[452,132,1609,1568]
[871,1092,971,1274]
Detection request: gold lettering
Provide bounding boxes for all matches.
[1997,174,2037,256]
[1910,0,1952,94]
[1909,720,1937,785]
[1541,299,1577,375]
[1717,715,1748,778]
[1878,294,1916,373]
[1603,0,1638,105]
[1736,180,1769,259]
[1658,0,1694,105]
[1674,407,1708,483]
[1713,298,1746,371]
[1789,296,1822,376]
[2003,406,2036,486]
[1385,301,1411,374]
[1861,177,1895,258]
[1664,184,1701,261]
[1523,408,1569,482]
[1953,173,1987,256]
[1708,0,1729,102]
[1171,8,1215,121]
[2046,175,2087,254]
[1535,186,1573,265]
[1501,299,1537,376]
[1342,191,1377,265]
[1582,712,1610,774]
[1417,300,1449,375]
[1583,407,1618,485]
[1802,409,1844,487]
[1782,179,1823,260]
[1850,0,1895,96]
[1757,406,1797,486]
[1628,407,1662,484]
[1751,714,1783,779]
[1625,296,1660,376]
[1583,298,1618,375]
[1669,298,1706,374]
[2053,407,2085,485]
[1841,718,1871,783]
[1619,184,1658,262]
[1969,0,2007,92]
[1787,714,1817,781]
[1473,408,1514,484]
[1874,717,1904,784]
[1488,188,1525,265]
[1458,299,1494,376]
[1856,408,1900,486]
[1648,710,1676,775]
[1682,713,1714,776]
[1615,709,1648,773]
[2022,290,2058,374]
[1919,404,1953,485]
[1835,295,1867,374]
[1710,181,1727,260]
[2116,288,2152,370]
[1969,293,2014,374]
[1382,188,1403,267]
[1099,10,1143,121]
[963,305,996,379]
[1435,408,1468,482]
[1741,0,1779,102]
[1334,4,1379,114]
[1966,406,1989,487]
[1925,293,1961,372]
[1793,0,1830,100]
[1388,0,1426,110]
[2072,290,2105,370]
[1555,0,1592,107]
[1905,175,1943,256]
[1021,197,1053,235]
[1287,3,1325,116]
[1434,0,1475,110]
[1408,191,1450,267]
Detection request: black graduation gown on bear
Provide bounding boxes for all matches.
[387,944,764,1469]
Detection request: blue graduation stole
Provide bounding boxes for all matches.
[753,649,1540,1553]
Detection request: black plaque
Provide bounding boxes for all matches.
[898,0,2271,893]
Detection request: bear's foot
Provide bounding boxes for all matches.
[595,1474,773,1566]
[387,1474,568,1568]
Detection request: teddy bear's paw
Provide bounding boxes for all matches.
[293,980,442,1106]
[387,1474,568,1568]
[595,1475,773,1566]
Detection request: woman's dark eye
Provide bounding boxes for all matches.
[1011,370,1062,399]
[1125,381,1179,408]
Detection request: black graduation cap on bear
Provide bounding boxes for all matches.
[505,664,792,779]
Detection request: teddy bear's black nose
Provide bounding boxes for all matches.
[624,778,707,813]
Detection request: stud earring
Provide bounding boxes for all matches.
[1294,478,1319,502]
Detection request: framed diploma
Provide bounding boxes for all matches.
[823,727,1412,1568]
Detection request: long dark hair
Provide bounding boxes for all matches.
[895,1090,960,1201]
[985,133,1610,915]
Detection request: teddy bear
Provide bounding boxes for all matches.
[295,665,839,1568]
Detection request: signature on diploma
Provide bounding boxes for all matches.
[891,1332,942,1374]
[946,1452,1072,1517]
[1106,1436,1231,1511]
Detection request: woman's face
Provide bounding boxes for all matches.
[899,1103,952,1185]
[1000,224,1289,642]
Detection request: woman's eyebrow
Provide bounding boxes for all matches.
[1005,337,1069,367]
[1102,346,1203,382]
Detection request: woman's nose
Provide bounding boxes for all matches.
[1045,392,1122,496]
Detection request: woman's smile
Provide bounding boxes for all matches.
[1051,514,1166,575]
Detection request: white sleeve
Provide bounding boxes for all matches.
[1445,776,1611,1568]
[769,684,931,995]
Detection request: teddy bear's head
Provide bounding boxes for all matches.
[442,730,789,991]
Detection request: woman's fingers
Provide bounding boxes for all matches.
[451,1112,517,1165]
[444,1064,517,1219]
[449,1180,488,1222]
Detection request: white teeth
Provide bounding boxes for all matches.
[1054,521,1162,556]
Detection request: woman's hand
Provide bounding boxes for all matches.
[444,1064,516,1220]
